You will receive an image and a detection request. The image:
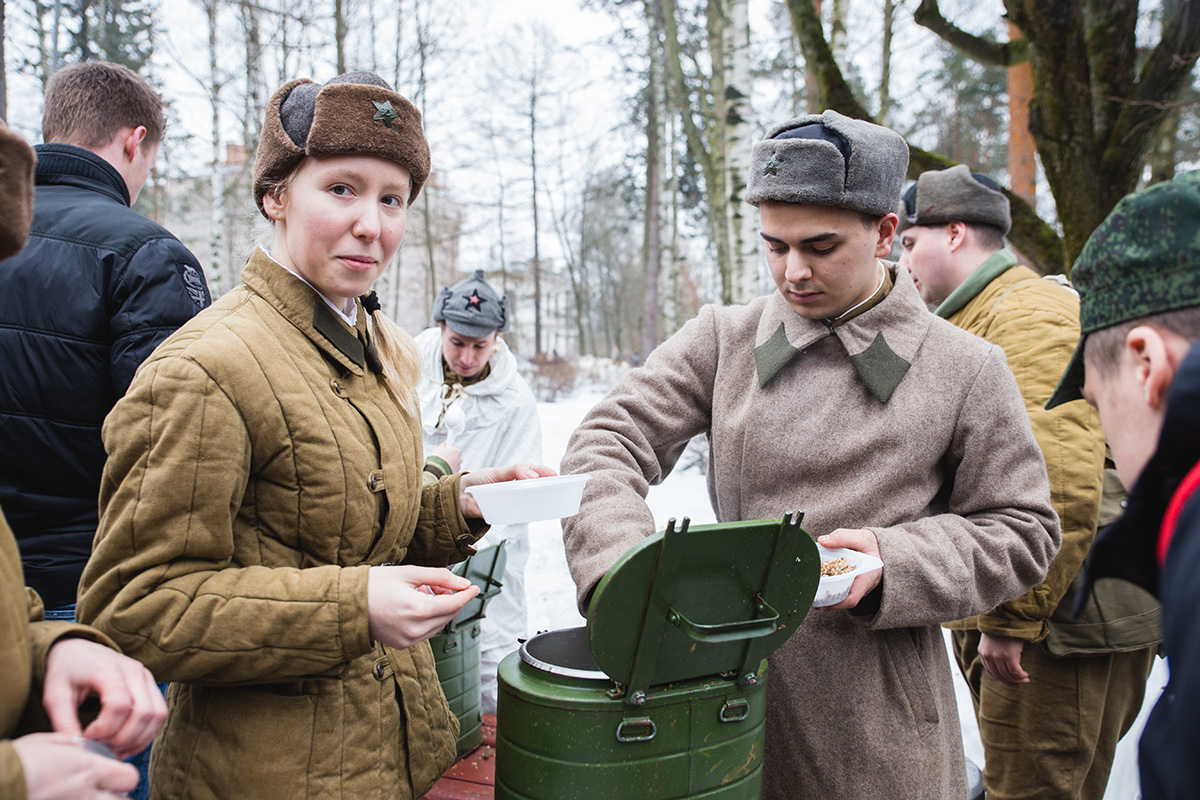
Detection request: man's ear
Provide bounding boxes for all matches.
[875,212,899,257]
[122,126,148,162]
[1127,326,1178,409]
[946,221,968,252]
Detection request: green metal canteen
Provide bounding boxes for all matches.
[431,541,507,757]
[495,512,820,799]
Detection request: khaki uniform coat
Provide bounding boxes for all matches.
[941,255,1108,639]
[2,506,117,800]
[78,250,483,800]
[561,263,1060,800]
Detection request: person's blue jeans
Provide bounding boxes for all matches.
[43,603,160,800]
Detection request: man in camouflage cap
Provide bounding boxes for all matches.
[899,164,1158,800]
[560,111,1059,799]
[415,269,541,715]
[1048,170,1200,800]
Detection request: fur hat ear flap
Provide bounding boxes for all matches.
[0,121,36,260]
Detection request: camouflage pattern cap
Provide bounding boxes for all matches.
[1046,170,1200,408]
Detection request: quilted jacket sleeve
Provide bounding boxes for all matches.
[77,355,374,685]
[0,740,25,800]
[969,295,1105,640]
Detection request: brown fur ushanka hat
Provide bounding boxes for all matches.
[0,120,35,260]
[252,71,430,216]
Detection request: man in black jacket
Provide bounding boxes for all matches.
[1047,171,1200,800]
[0,61,210,619]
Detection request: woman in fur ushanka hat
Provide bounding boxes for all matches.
[77,71,552,800]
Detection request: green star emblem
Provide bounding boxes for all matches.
[764,154,782,176]
[372,100,399,128]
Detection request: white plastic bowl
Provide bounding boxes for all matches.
[465,474,591,525]
[812,545,884,608]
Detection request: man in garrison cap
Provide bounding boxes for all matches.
[1046,171,1200,800]
[414,269,542,715]
[559,110,1059,799]
[899,165,1159,800]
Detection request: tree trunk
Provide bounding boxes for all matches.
[1006,21,1035,205]
[829,0,847,65]
[1149,110,1179,186]
[661,0,733,304]
[0,3,6,121]
[726,0,759,303]
[334,0,347,74]
[642,0,663,357]
[804,0,822,113]
[530,76,543,356]
[206,0,226,296]
[879,0,894,125]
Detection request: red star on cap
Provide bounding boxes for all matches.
[465,292,484,310]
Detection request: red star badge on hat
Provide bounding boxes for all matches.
[466,292,485,310]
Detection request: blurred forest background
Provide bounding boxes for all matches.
[2,0,1198,366]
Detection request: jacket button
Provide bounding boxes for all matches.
[330,378,348,397]
[373,660,386,679]
[370,474,379,490]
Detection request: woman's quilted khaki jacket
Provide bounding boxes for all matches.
[78,250,483,800]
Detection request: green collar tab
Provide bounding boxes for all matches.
[313,303,367,369]
[753,322,910,403]
[753,323,799,388]
[934,249,1017,319]
[848,332,911,403]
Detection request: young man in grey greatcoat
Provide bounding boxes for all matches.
[559,110,1060,799]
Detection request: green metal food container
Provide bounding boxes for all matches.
[496,513,819,799]
[431,541,507,757]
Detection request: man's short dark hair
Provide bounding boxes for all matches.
[967,221,1006,251]
[1084,306,1200,377]
[42,61,165,147]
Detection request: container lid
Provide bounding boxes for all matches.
[445,540,508,630]
[586,512,819,694]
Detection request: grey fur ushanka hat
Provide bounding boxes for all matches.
[898,164,1012,235]
[252,71,430,217]
[745,110,909,217]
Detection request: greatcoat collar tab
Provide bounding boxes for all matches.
[753,261,928,402]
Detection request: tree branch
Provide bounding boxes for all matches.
[912,0,1026,67]
[783,0,869,116]
[785,0,1064,271]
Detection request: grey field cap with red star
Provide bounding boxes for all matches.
[433,269,510,337]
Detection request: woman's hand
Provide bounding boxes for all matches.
[42,638,167,759]
[816,528,882,611]
[366,566,480,649]
[458,463,557,518]
[12,732,139,800]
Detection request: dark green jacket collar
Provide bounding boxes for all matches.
[752,261,929,403]
[934,249,1018,319]
[240,249,377,374]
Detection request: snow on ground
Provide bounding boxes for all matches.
[521,386,1164,800]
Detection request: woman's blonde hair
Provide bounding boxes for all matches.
[366,303,422,415]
